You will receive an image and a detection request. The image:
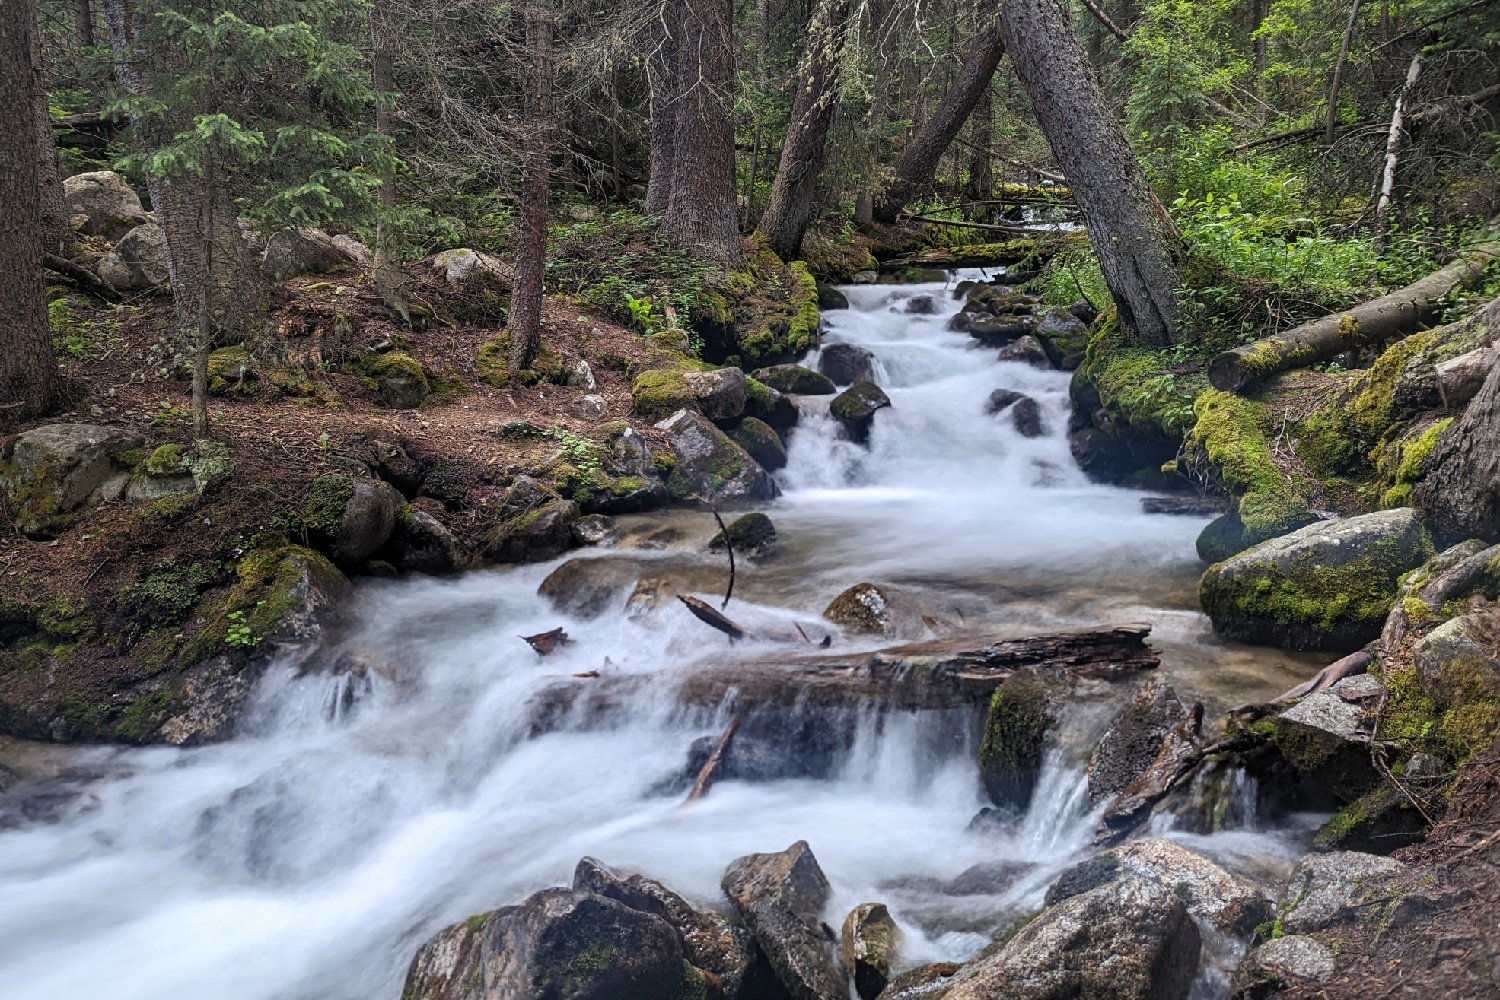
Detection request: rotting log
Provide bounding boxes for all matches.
[1209,235,1500,393]
[883,234,1081,270]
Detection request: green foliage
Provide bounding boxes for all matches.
[48,296,128,360]
[225,606,264,647]
[546,210,713,332]
[1032,245,1109,309]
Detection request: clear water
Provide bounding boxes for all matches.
[0,272,1318,999]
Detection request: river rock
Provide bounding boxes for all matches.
[1230,935,1336,997]
[941,875,1201,1000]
[263,227,363,280]
[745,380,800,431]
[2,423,145,538]
[985,389,1045,438]
[1048,839,1272,935]
[996,334,1052,368]
[62,170,148,239]
[710,512,778,560]
[830,382,891,445]
[389,509,465,575]
[656,409,778,504]
[573,514,620,547]
[1271,673,1383,800]
[1143,495,1226,516]
[819,343,877,385]
[484,499,580,564]
[1035,307,1091,358]
[1414,612,1500,698]
[97,221,168,290]
[842,903,900,1000]
[1095,708,1206,845]
[537,557,639,618]
[944,860,1035,896]
[401,887,701,1000]
[730,417,788,472]
[877,963,960,999]
[965,314,1035,345]
[685,367,748,420]
[721,841,846,1000]
[1088,677,1189,804]
[823,582,892,634]
[979,669,1051,815]
[817,283,849,310]
[753,365,837,396]
[1277,851,1406,934]
[1199,508,1433,651]
[430,247,513,290]
[307,476,403,566]
[903,294,939,315]
[573,858,765,999]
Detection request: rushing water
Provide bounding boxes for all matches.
[0,271,1320,999]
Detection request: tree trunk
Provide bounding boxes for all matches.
[1371,49,1423,255]
[1,0,63,426]
[754,0,850,261]
[75,0,96,48]
[664,0,741,262]
[961,82,994,215]
[31,12,71,256]
[872,19,1007,223]
[1415,303,1500,545]
[369,0,408,318]
[999,0,1184,347]
[508,0,555,375]
[1208,234,1500,392]
[1325,0,1363,143]
[643,0,678,215]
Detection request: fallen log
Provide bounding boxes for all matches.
[44,253,123,303]
[1208,233,1500,392]
[684,716,741,802]
[679,595,747,641]
[883,234,1081,270]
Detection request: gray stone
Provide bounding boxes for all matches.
[391,509,465,575]
[97,222,168,290]
[329,234,371,266]
[755,364,837,396]
[1272,674,1383,799]
[62,170,148,239]
[1414,613,1500,697]
[572,514,619,547]
[730,417,788,472]
[996,334,1052,368]
[2,423,144,538]
[830,382,892,445]
[430,247,513,290]
[842,903,900,1000]
[1278,851,1406,935]
[819,343,877,385]
[1231,935,1336,997]
[262,227,363,280]
[567,359,597,390]
[1086,839,1273,934]
[1088,677,1189,804]
[656,409,778,504]
[573,393,609,420]
[722,841,847,1000]
[876,963,959,999]
[325,478,404,565]
[684,366,748,420]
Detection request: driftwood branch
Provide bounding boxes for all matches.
[679,594,747,641]
[1277,649,1374,701]
[684,716,741,802]
[711,508,735,610]
[1208,231,1500,392]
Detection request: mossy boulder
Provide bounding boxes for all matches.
[655,409,777,505]
[818,343,876,386]
[729,417,788,472]
[1200,507,1432,651]
[352,351,429,409]
[709,511,778,560]
[1313,783,1427,853]
[390,508,466,575]
[830,382,891,444]
[303,474,404,565]
[752,364,836,396]
[207,345,256,395]
[743,377,800,430]
[482,479,581,564]
[978,669,1052,814]
[824,582,893,635]
[2,423,144,538]
[683,366,748,421]
[631,369,695,420]
[477,334,566,388]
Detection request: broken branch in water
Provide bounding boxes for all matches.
[711,507,735,610]
[678,594,747,641]
[685,716,741,802]
[521,626,569,655]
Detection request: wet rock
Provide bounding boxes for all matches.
[996,334,1052,368]
[984,388,1026,416]
[1142,495,1226,516]
[429,247,513,290]
[680,729,829,784]
[1035,307,1090,358]
[823,582,893,635]
[903,295,939,315]
[1271,673,1382,801]
[401,887,701,1000]
[979,669,1051,815]
[965,314,1035,345]
[851,270,878,284]
[686,367,749,421]
[537,558,639,618]
[3,423,144,538]
[842,903,900,1000]
[573,393,609,420]
[710,512,779,560]
[62,170,148,239]
[1048,839,1272,935]
[573,857,765,999]
[721,841,846,1000]
[1088,677,1189,804]
[943,860,1033,896]
[483,499,580,564]
[1276,851,1406,934]
[263,227,363,280]
[656,409,778,505]
[1095,707,1206,844]
[1196,511,1253,563]
[1009,397,1045,438]
[817,283,849,310]
[819,343,878,386]
[96,221,168,290]
[573,513,620,547]
[942,875,1201,1000]
[745,380,800,431]
[830,382,892,445]
[390,509,465,575]
[1199,508,1432,651]
[876,962,959,999]
[730,417,788,472]
[306,476,403,565]
[753,365,837,396]
[1230,935,1336,998]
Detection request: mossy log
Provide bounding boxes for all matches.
[1208,236,1500,392]
[882,235,1079,270]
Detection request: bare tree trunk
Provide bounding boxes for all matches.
[509,0,555,375]
[872,19,1007,223]
[962,82,994,216]
[1,0,63,427]
[369,0,408,318]
[74,0,95,48]
[754,0,851,260]
[1079,0,1129,42]
[1372,49,1423,255]
[855,6,893,226]
[999,0,1183,346]
[192,166,214,440]
[643,0,678,215]
[1325,0,1363,143]
[663,0,741,262]
[31,12,71,256]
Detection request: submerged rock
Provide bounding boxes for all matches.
[819,343,878,386]
[709,511,779,560]
[722,841,846,1000]
[942,875,1201,1000]
[1199,507,1433,651]
[830,382,892,444]
[984,389,1044,437]
[841,902,900,1000]
[979,669,1051,815]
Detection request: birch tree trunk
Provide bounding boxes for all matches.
[754,0,851,260]
[998,0,1184,347]
[1372,49,1424,255]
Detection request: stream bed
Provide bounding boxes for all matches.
[0,271,1325,999]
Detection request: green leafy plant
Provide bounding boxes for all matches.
[225,605,264,648]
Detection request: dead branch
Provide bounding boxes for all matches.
[684,716,741,802]
[678,594,747,640]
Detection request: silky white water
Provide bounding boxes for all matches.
[0,271,1313,999]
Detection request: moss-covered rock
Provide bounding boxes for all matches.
[1313,784,1427,852]
[477,334,567,388]
[751,364,836,396]
[2,423,144,538]
[631,369,695,420]
[351,351,429,409]
[728,417,787,472]
[207,345,256,395]
[823,582,893,634]
[708,512,778,560]
[742,376,799,431]
[1185,389,1316,546]
[979,670,1052,814]
[655,409,777,504]
[1200,508,1433,651]
[482,494,581,564]
[303,474,403,565]
[830,382,891,444]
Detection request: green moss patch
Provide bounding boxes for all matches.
[1187,389,1315,544]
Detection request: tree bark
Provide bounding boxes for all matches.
[754,0,850,261]
[872,19,1007,223]
[663,0,741,262]
[1415,300,1500,544]
[1,0,64,426]
[75,0,96,48]
[1208,235,1500,392]
[369,0,408,318]
[31,11,71,257]
[961,82,994,215]
[998,0,1184,347]
[1325,0,1363,143]
[508,0,555,375]
[1371,48,1423,255]
[643,0,678,215]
